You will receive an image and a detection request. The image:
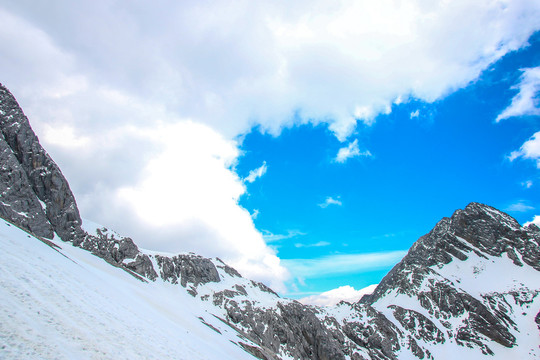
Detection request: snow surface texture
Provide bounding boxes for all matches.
[0,219,258,360]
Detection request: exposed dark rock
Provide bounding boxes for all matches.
[389,305,445,344]
[0,83,84,243]
[252,280,280,297]
[234,284,248,295]
[415,279,515,347]
[356,202,539,356]
[76,228,158,280]
[365,203,540,306]
[342,304,402,360]
[216,257,242,277]
[277,301,346,360]
[0,134,53,238]
[238,342,276,360]
[406,336,425,359]
[156,253,220,287]
[198,317,223,335]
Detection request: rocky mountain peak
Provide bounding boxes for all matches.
[0,83,84,242]
[364,202,540,304]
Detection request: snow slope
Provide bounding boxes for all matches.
[0,219,257,360]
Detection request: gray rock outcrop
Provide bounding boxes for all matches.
[0,132,53,238]
[0,83,83,242]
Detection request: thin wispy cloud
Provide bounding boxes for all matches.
[370,233,397,240]
[282,250,407,280]
[410,109,420,119]
[496,67,540,122]
[245,162,267,183]
[335,139,372,163]
[294,241,331,248]
[522,180,533,189]
[262,229,306,243]
[504,201,535,213]
[318,196,343,208]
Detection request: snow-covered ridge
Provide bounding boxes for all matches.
[0,218,259,360]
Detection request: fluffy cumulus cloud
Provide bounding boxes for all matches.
[299,284,377,307]
[502,66,540,182]
[497,67,540,122]
[525,215,540,227]
[1,0,540,291]
[509,131,540,168]
[335,139,372,163]
[318,196,343,208]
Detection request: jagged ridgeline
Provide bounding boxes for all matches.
[1,83,539,359]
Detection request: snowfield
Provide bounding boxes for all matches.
[1,212,539,360]
[0,219,257,360]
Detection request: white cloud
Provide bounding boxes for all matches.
[335,139,372,163]
[496,67,540,122]
[410,109,420,119]
[245,162,267,183]
[318,196,343,208]
[110,121,288,292]
[262,229,306,243]
[524,215,540,227]
[43,124,91,149]
[3,1,539,140]
[522,180,533,189]
[299,284,377,307]
[1,1,540,291]
[251,209,260,219]
[282,250,407,281]
[294,241,331,248]
[504,201,534,213]
[509,131,540,168]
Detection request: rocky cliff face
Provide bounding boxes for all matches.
[0,84,84,242]
[1,83,539,359]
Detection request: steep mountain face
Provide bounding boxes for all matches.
[313,203,540,359]
[1,83,539,359]
[361,203,540,355]
[0,85,83,242]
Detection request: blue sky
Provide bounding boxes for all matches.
[1,1,540,300]
[237,33,540,296]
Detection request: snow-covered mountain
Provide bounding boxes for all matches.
[1,83,539,359]
[0,217,262,359]
[314,203,540,359]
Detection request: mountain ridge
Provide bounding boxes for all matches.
[1,83,539,359]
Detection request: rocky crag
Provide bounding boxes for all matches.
[1,83,539,359]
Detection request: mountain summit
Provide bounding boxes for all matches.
[1,83,539,359]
